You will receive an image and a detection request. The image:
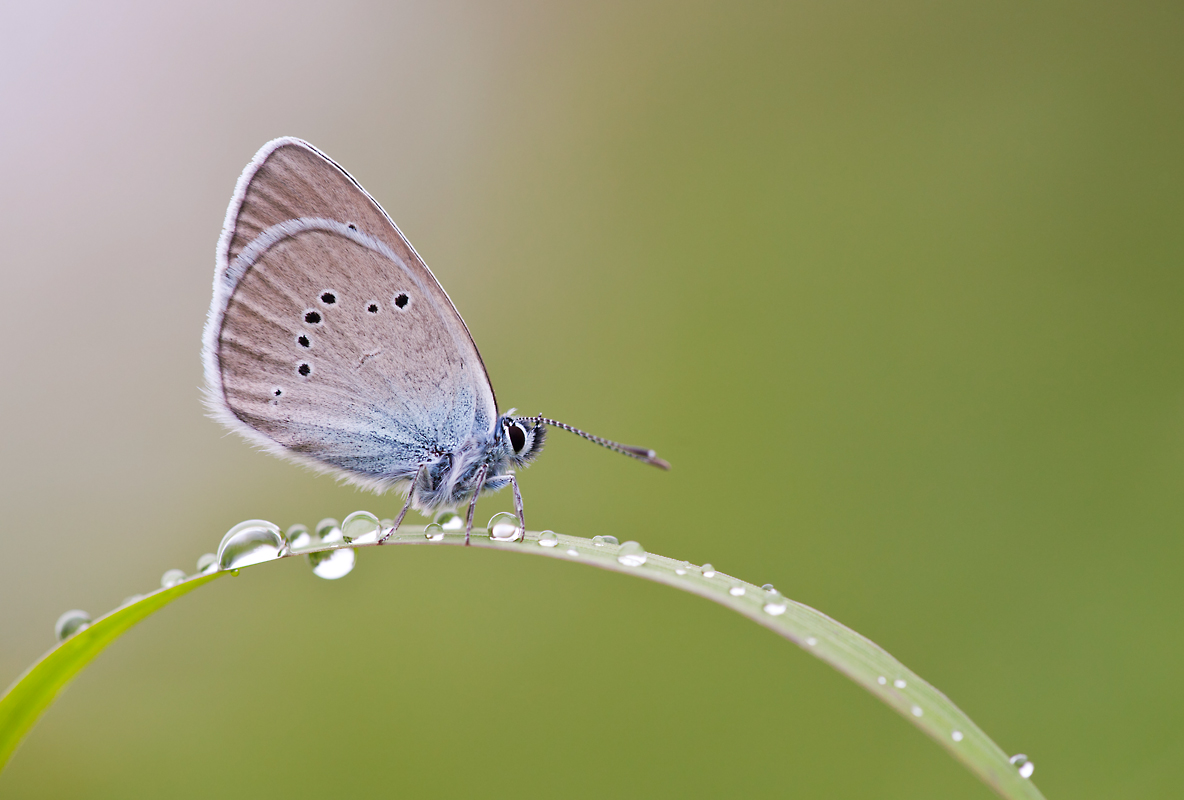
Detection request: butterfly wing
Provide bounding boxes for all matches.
[202,138,498,491]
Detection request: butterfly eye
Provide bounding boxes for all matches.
[508,422,527,454]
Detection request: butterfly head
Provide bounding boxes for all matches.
[499,414,546,467]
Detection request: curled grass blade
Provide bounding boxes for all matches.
[0,572,223,769]
[0,526,1043,799]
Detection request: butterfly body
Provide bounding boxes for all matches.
[204,138,663,540]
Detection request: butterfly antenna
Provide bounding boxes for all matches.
[526,416,670,470]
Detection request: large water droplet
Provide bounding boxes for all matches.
[1010,754,1034,779]
[700,563,716,578]
[538,531,559,547]
[488,512,523,542]
[161,569,186,588]
[196,553,218,574]
[592,535,619,547]
[729,584,746,597]
[218,520,284,570]
[342,510,381,544]
[762,588,788,616]
[286,524,312,552]
[55,609,91,641]
[617,541,647,567]
[951,730,964,742]
[424,523,445,542]
[435,510,463,530]
[308,547,356,580]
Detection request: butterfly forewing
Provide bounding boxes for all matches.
[205,139,498,489]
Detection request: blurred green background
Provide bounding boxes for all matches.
[2,1,1181,797]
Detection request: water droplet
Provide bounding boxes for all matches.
[762,583,775,591]
[121,594,144,607]
[538,531,559,547]
[592,535,619,547]
[951,730,963,742]
[488,512,523,542]
[308,547,355,580]
[1009,754,1034,779]
[218,520,284,570]
[316,518,342,541]
[434,510,463,530]
[424,523,445,542]
[380,518,394,528]
[729,584,745,597]
[763,588,788,615]
[196,553,218,574]
[911,705,923,717]
[877,676,887,685]
[617,541,647,567]
[161,569,186,588]
[700,563,716,578]
[55,609,91,641]
[894,679,907,689]
[806,637,818,646]
[286,524,312,552]
[341,510,381,544]
[675,561,690,576]
[566,548,579,557]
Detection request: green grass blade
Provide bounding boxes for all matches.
[0,526,1042,799]
[0,572,223,769]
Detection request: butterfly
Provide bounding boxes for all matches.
[202,138,668,544]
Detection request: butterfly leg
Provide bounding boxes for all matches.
[508,473,526,532]
[464,463,489,546]
[379,465,425,545]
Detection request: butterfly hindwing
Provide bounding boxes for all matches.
[203,139,498,490]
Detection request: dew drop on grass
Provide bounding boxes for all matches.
[218,520,284,570]
[342,510,381,544]
[196,553,218,574]
[806,637,818,646]
[316,518,342,542]
[55,609,91,641]
[675,561,690,575]
[894,679,907,689]
[286,524,312,552]
[566,548,579,557]
[617,541,647,566]
[877,676,887,685]
[762,583,775,591]
[911,705,923,717]
[538,531,559,547]
[122,595,143,607]
[161,569,186,588]
[434,510,463,530]
[424,523,445,542]
[488,512,523,542]
[700,563,716,578]
[308,547,355,580]
[592,535,618,547]
[1010,754,1034,779]
[951,731,964,742]
[762,588,788,616]
[729,584,745,597]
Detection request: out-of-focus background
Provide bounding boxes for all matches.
[2,2,1181,797]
